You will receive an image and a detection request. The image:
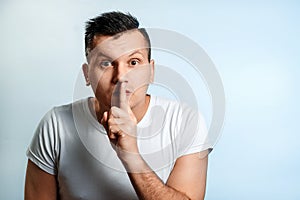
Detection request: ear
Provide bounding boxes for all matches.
[82,63,90,86]
[149,59,155,83]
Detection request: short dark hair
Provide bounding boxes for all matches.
[85,11,151,61]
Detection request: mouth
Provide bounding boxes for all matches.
[125,90,132,96]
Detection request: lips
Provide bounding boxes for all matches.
[125,89,132,95]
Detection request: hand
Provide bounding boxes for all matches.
[101,82,139,162]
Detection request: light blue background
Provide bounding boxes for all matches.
[1,0,299,199]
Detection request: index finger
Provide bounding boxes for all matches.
[119,81,129,111]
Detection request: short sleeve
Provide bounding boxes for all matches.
[177,104,213,158]
[26,108,59,175]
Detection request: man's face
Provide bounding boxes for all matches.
[83,29,154,110]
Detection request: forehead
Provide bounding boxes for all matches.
[90,30,148,60]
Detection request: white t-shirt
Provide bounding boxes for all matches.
[27,96,212,200]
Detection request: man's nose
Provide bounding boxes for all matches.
[112,62,129,84]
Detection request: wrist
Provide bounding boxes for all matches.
[118,152,149,173]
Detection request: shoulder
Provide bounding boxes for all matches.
[150,96,181,111]
[151,95,198,117]
[151,96,207,136]
[43,98,88,121]
[147,95,204,132]
[35,98,89,134]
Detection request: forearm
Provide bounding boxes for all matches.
[122,155,191,200]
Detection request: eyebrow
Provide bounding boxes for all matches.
[128,50,146,58]
[89,49,146,62]
[96,52,113,60]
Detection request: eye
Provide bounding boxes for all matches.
[130,59,140,66]
[99,61,112,68]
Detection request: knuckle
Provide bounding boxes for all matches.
[108,133,115,139]
[108,118,114,124]
[111,106,118,112]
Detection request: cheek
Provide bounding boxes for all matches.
[94,79,112,104]
[89,69,111,93]
[126,65,151,92]
[90,77,103,94]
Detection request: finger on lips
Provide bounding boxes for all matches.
[119,81,128,110]
[103,81,132,139]
[111,81,128,110]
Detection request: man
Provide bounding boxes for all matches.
[25,11,212,200]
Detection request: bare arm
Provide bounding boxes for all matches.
[166,152,208,200]
[123,152,208,200]
[24,159,58,200]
